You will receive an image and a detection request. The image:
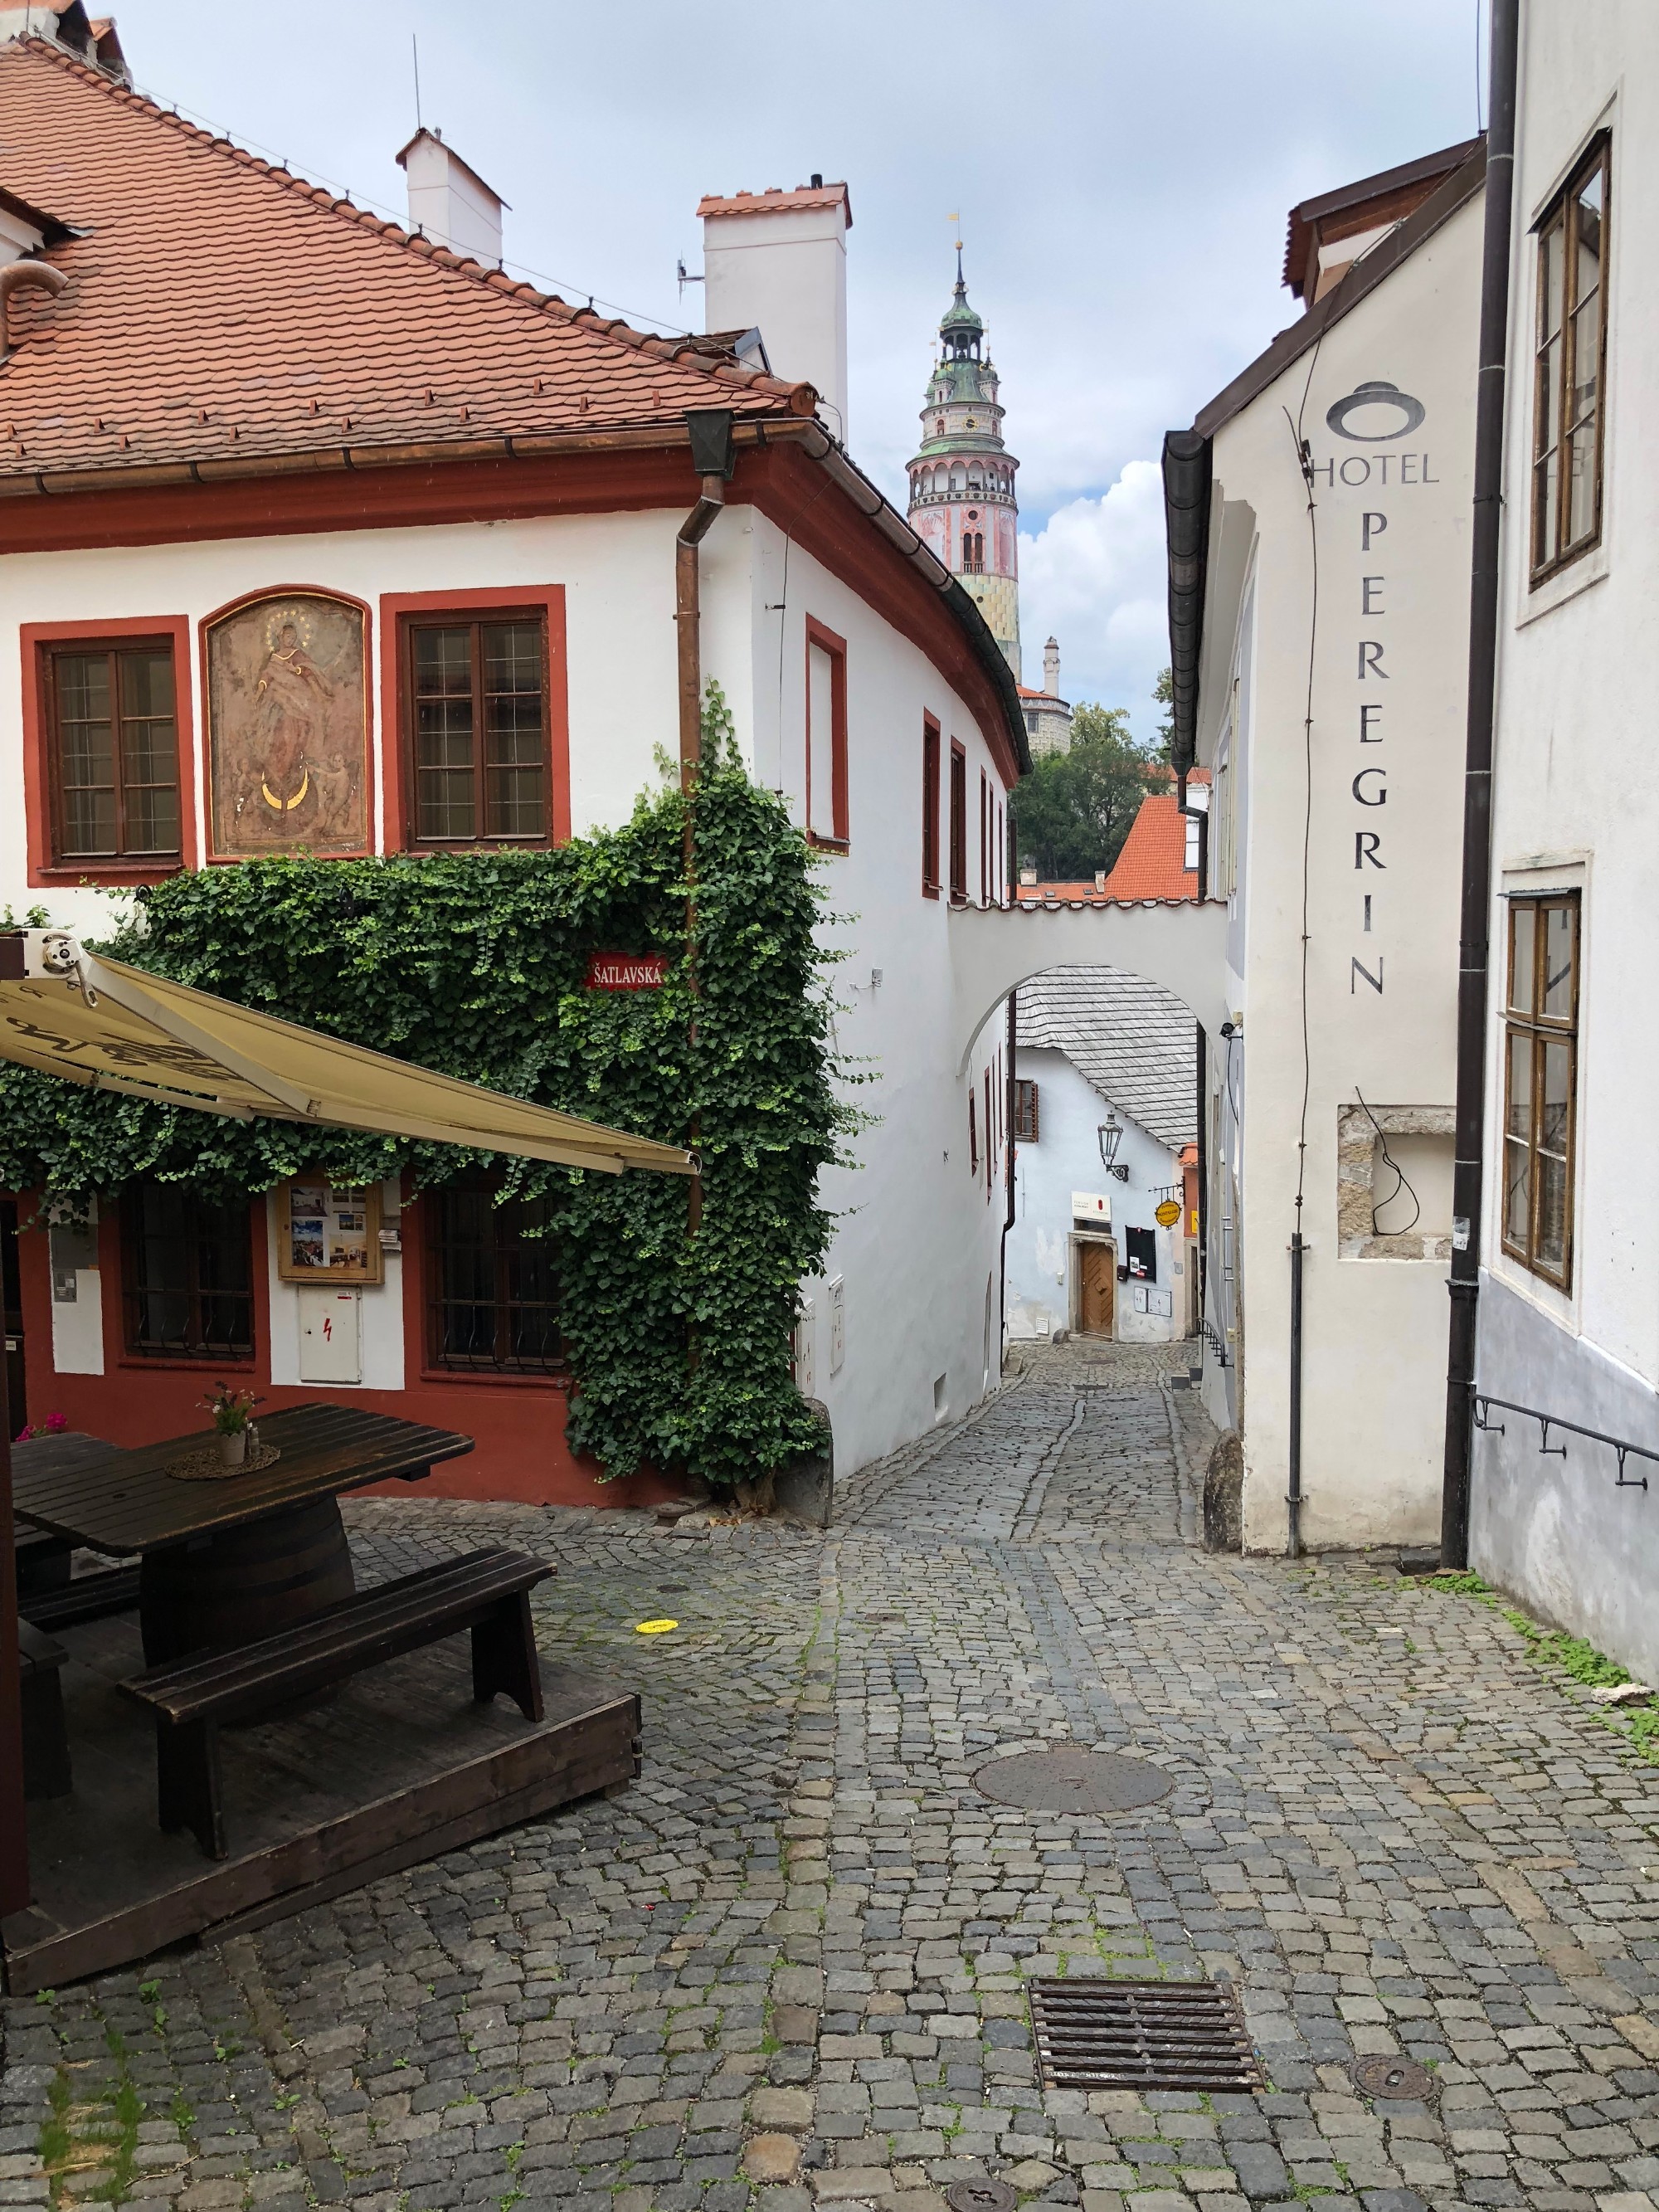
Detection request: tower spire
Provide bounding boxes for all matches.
[904,255,1021,681]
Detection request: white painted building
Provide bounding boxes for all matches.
[0,32,1025,1501]
[1163,143,1486,1552]
[1466,1,1659,1685]
[1006,967,1195,1346]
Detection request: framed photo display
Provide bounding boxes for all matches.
[276,1177,385,1285]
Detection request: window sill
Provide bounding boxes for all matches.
[418,1364,572,1391]
[402,839,555,855]
[922,883,940,901]
[33,860,185,886]
[805,834,849,856]
[119,1353,256,1372]
[1518,539,1608,627]
[1487,1247,1578,1332]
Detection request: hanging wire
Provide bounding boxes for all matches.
[129,78,693,339]
[1354,1086,1423,1236]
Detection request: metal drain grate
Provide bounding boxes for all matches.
[1029,1977,1262,2093]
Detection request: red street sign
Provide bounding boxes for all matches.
[586,952,669,992]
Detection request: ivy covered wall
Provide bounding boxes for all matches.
[0,762,848,1488]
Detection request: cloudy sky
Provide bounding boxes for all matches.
[112,0,1486,742]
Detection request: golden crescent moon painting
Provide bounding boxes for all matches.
[207,592,367,856]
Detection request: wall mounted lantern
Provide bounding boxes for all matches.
[1097,1116,1130,1182]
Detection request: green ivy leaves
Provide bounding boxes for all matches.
[0,763,845,1488]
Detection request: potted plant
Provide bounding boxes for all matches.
[200,1382,261,1469]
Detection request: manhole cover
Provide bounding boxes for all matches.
[1030,1976,1262,2093]
[974,1747,1173,1814]
[946,2180,1017,2212]
[1351,2054,1436,2101]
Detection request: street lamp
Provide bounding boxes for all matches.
[1097,1115,1129,1182]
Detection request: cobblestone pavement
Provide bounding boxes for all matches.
[5,1347,1659,2212]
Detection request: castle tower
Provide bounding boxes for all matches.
[907,253,1021,680]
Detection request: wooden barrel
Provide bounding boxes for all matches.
[139,1496,356,1664]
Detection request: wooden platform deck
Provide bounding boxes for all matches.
[2,1609,640,1994]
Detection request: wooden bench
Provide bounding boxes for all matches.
[119,1547,552,1859]
[20,1562,142,1631]
[16,1519,72,1595]
[20,1620,72,1800]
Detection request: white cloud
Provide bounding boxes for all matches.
[1018,463,1170,741]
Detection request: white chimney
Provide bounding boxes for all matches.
[1044,637,1061,697]
[397,128,505,270]
[698,178,851,443]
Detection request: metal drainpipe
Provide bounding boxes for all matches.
[675,475,725,1240]
[1287,1233,1305,1557]
[676,478,726,794]
[1443,0,1520,1569]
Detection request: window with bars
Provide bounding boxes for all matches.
[41,640,181,865]
[404,614,550,845]
[426,1178,566,1376]
[122,1184,253,1361]
[1502,893,1579,1290]
[1532,137,1609,582]
[1014,1079,1039,1143]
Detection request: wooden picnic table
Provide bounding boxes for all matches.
[12,1404,474,1664]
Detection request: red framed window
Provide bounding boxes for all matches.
[968,1089,978,1178]
[949,741,967,902]
[401,611,553,846]
[805,617,849,848]
[37,636,182,870]
[121,1184,254,1362]
[922,716,941,898]
[426,1177,567,1376]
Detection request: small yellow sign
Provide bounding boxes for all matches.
[635,1618,679,1635]
[1155,1199,1182,1228]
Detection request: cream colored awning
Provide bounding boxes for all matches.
[0,931,694,1177]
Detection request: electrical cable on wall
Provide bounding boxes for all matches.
[1355,1087,1422,1236]
[1280,321,1324,1560]
[1282,321,1326,1242]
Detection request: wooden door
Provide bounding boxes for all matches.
[1078,1240,1115,1337]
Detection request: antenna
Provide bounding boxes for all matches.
[677,258,705,302]
[411,33,422,130]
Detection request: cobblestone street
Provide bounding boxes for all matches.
[5,1344,1659,2212]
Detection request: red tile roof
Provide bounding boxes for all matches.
[1099,783,1203,902]
[697,183,851,227]
[1012,771,1209,907]
[0,38,814,486]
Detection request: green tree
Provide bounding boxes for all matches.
[1012,701,1160,880]
[1152,665,1175,765]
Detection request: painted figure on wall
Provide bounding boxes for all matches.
[207,593,367,855]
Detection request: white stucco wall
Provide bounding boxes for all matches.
[0,496,1014,1483]
[1005,1044,1185,1344]
[1469,4,1659,1682]
[1195,185,1482,1551]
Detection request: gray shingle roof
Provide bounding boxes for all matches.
[1015,967,1197,1152]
